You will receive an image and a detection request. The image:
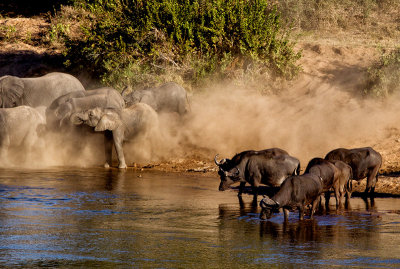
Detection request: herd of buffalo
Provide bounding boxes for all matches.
[215,147,382,221]
[0,71,385,222]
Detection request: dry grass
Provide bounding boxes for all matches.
[278,0,400,47]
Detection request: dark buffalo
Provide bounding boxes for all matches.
[329,160,353,208]
[324,147,382,195]
[305,157,352,210]
[215,148,300,203]
[259,173,323,221]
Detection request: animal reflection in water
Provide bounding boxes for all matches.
[215,147,383,222]
[226,193,377,224]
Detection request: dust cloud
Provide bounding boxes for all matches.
[1,69,400,169]
[164,76,400,165]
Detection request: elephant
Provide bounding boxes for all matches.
[0,72,85,108]
[70,103,159,169]
[0,106,45,164]
[46,87,125,129]
[122,82,189,115]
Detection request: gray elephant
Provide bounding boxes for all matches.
[46,87,125,129]
[0,72,85,108]
[122,82,189,115]
[70,103,159,169]
[0,106,45,164]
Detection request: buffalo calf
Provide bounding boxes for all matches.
[259,173,323,221]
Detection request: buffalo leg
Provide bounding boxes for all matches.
[299,205,305,220]
[365,166,379,195]
[345,180,352,209]
[311,196,321,219]
[324,192,331,212]
[283,208,290,221]
[334,188,341,210]
[238,182,246,197]
[252,186,259,206]
[237,195,245,209]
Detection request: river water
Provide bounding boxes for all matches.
[0,168,399,268]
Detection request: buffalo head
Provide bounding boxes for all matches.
[215,154,241,191]
[259,196,280,220]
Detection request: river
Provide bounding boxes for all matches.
[0,168,399,268]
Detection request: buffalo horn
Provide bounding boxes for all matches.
[214,154,227,166]
[260,196,277,208]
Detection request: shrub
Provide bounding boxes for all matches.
[64,0,301,89]
[364,48,400,97]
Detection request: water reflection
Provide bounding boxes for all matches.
[0,168,399,267]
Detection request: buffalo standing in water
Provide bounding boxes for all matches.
[215,148,300,204]
[305,158,353,210]
[324,147,382,196]
[259,173,323,221]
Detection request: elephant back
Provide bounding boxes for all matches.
[18,72,85,108]
[123,103,158,139]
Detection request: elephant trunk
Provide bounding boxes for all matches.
[70,112,87,125]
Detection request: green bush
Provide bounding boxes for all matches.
[64,0,301,89]
[364,48,400,97]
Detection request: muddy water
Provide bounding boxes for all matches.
[0,168,399,268]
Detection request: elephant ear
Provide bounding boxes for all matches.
[95,111,121,131]
[0,76,24,106]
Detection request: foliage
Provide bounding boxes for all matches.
[63,0,301,89]
[48,23,70,44]
[364,48,400,97]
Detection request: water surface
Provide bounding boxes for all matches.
[0,168,399,268]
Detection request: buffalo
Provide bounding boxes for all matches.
[324,147,382,195]
[305,158,352,210]
[329,160,353,208]
[259,173,323,221]
[215,148,300,203]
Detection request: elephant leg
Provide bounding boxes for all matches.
[0,134,10,165]
[112,130,126,169]
[365,166,379,195]
[104,131,113,168]
[22,128,37,164]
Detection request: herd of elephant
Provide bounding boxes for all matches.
[0,72,189,168]
[214,147,382,221]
